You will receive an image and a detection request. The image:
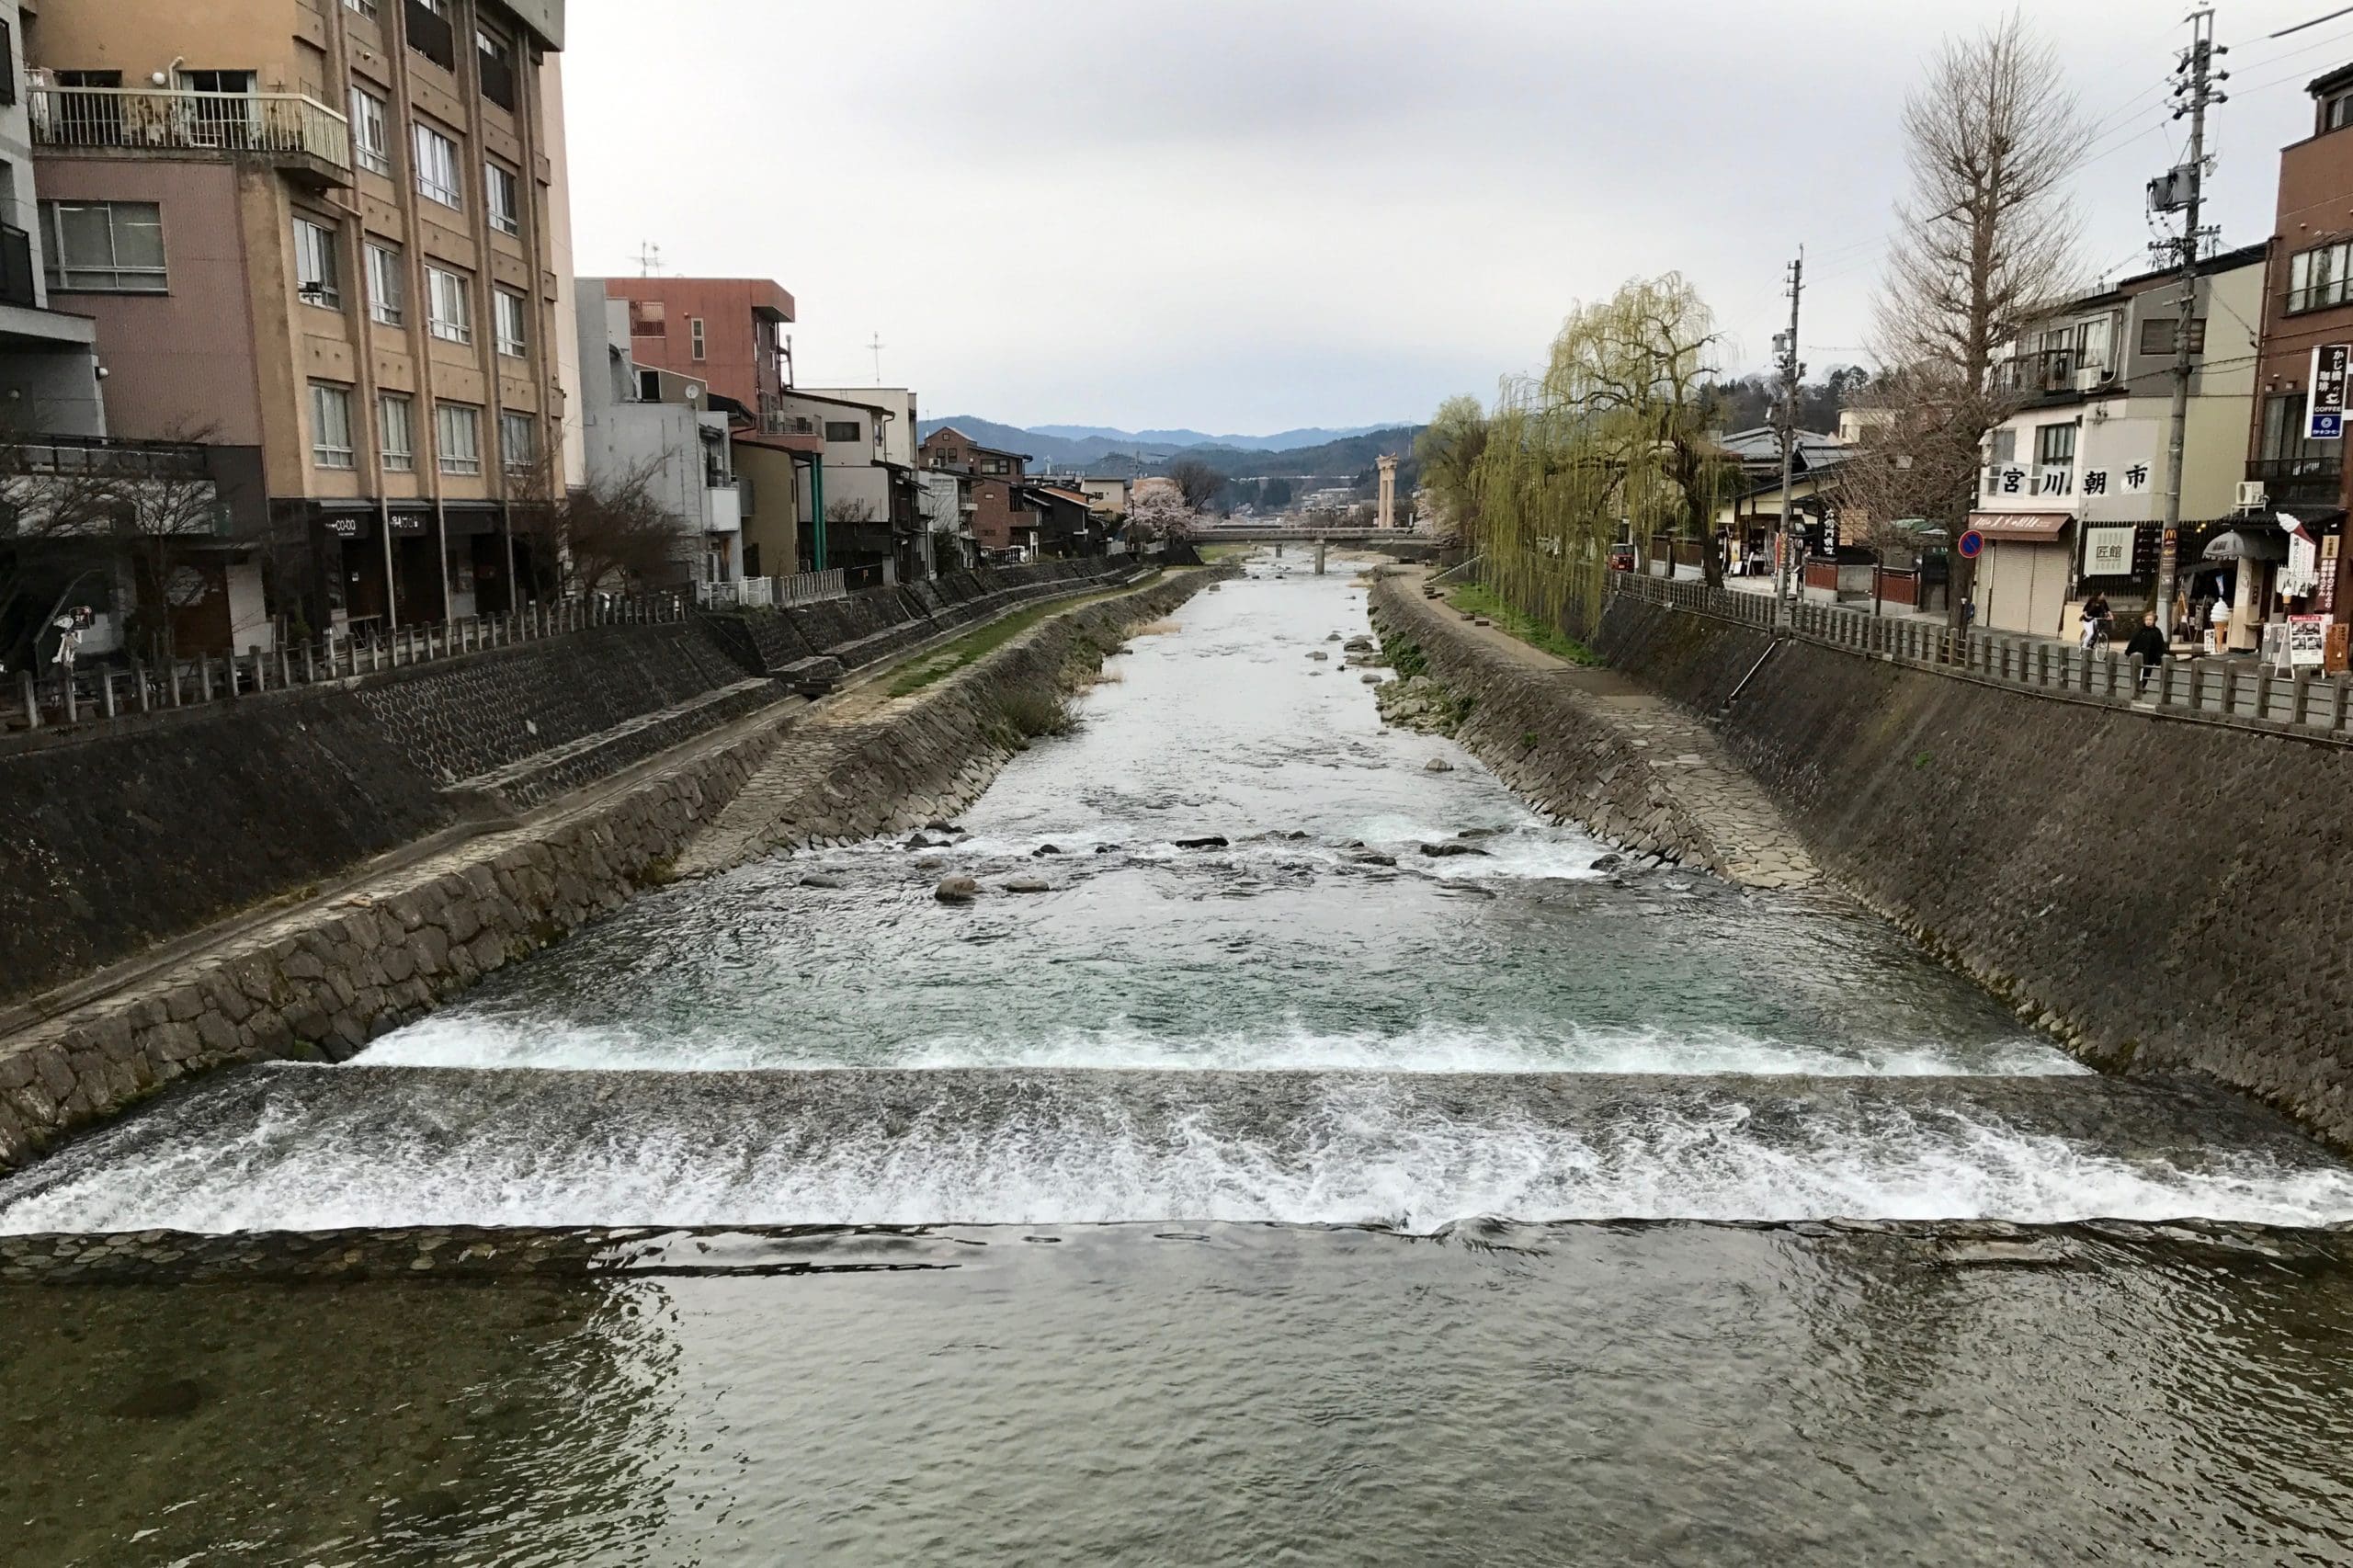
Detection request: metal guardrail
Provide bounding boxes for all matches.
[1604,570,2353,741]
[13,591,688,733]
[28,85,351,172]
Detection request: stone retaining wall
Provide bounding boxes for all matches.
[1547,585,2353,1149]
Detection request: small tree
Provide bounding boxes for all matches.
[559,458,693,594]
[1166,456,1226,512]
[1414,394,1489,537]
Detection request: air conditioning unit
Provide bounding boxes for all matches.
[2236,481,2268,511]
[2075,367,2105,392]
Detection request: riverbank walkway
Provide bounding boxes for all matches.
[1392,571,1821,892]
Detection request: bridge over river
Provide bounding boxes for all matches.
[6,558,2353,1564]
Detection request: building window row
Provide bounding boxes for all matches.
[311,386,531,479]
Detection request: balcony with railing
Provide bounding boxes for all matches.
[28,85,351,186]
[1996,347,2110,398]
[2247,456,2344,510]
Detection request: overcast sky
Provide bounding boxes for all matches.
[565,0,2353,436]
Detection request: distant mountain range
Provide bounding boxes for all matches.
[915,416,1421,476]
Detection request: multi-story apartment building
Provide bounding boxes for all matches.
[22,0,572,638]
[1971,244,2266,638]
[0,0,100,434]
[574,277,738,587]
[585,277,830,584]
[2245,61,2353,631]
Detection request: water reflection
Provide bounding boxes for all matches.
[10,1226,2352,1565]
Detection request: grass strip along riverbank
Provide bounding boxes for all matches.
[1444,583,1598,664]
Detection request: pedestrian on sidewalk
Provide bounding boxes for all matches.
[2078,591,2112,650]
[2124,618,2167,693]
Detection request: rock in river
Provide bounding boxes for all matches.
[1002,877,1052,894]
[1175,835,1231,850]
[1424,757,1455,773]
[935,876,981,903]
[1420,841,1490,858]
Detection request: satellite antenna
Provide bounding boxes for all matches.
[869,333,886,383]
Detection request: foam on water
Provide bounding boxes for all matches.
[6,1072,2348,1235]
[356,1014,2085,1077]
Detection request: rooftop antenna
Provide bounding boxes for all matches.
[868,333,886,384]
[637,241,662,278]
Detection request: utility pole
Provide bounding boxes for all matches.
[2154,9,2225,639]
[1773,251,1805,627]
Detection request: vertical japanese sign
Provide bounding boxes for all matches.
[2308,345,2349,440]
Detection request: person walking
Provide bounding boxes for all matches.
[2125,617,2167,694]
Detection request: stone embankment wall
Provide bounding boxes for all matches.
[1571,587,2353,1148]
[1368,577,1818,889]
[0,566,1227,1173]
[0,560,1139,1006]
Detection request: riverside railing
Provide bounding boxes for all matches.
[695,568,848,612]
[13,591,688,735]
[1605,570,2353,743]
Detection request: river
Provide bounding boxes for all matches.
[6,561,2353,1564]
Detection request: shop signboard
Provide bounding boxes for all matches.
[2288,614,2328,669]
[2310,345,2349,440]
[2082,525,2137,577]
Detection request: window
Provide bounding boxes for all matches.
[413,120,462,209]
[636,369,662,401]
[426,264,472,344]
[824,420,861,443]
[437,402,481,475]
[2289,239,2353,313]
[1988,428,2016,465]
[310,382,356,470]
[178,70,257,149]
[365,240,404,325]
[2138,316,2207,357]
[380,392,415,472]
[53,71,123,144]
[2328,90,2353,132]
[2259,392,2341,475]
[500,411,536,472]
[494,287,527,358]
[980,456,1008,475]
[2034,420,2076,498]
[690,316,706,361]
[293,217,341,309]
[0,20,16,109]
[348,84,391,176]
[345,0,379,16]
[41,199,165,292]
[476,27,517,110]
[484,160,520,235]
[629,298,665,337]
[406,0,456,70]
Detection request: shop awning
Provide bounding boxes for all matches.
[1965,512,2071,542]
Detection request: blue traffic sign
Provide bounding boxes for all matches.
[1958,529,1984,560]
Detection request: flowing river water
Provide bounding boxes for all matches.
[7,562,2353,1564]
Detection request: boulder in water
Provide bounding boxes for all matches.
[1032,844,1063,857]
[800,874,845,890]
[1002,877,1052,894]
[934,876,981,903]
[1424,756,1455,773]
[1420,841,1489,858]
[1174,835,1230,850]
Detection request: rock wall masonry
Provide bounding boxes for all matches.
[1572,590,2353,1148]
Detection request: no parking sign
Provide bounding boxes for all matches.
[1957,529,1985,560]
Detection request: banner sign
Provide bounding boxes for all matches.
[2310,345,2349,440]
[2288,614,2329,668]
[2082,525,2137,577]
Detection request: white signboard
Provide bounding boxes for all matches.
[2279,513,2322,598]
[2082,526,2137,577]
[2289,615,2329,667]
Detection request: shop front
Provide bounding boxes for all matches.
[1965,512,2074,636]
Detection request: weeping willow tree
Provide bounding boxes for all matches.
[1442,274,1738,630]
